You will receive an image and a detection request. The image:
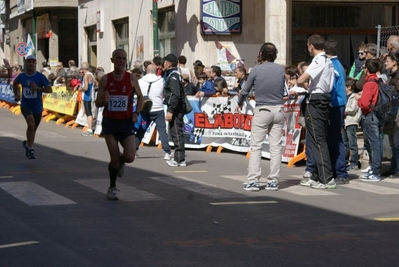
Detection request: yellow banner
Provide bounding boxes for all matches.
[43,86,78,116]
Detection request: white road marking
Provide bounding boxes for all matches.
[343,179,399,195]
[36,131,67,138]
[0,241,40,249]
[0,131,23,138]
[0,181,76,206]
[149,176,248,198]
[210,200,278,205]
[0,176,13,179]
[75,179,165,202]
[279,186,340,196]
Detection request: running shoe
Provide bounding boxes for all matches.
[303,171,312,178]
[106,187,119,200]
[27,148,35,159]
[360,174,381,182]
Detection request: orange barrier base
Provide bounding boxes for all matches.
[206,145,213,152]
[287,145,306,168]
[216,146,223,153]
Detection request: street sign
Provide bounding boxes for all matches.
[16,42,28,56]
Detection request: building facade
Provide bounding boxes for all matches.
[3,0,78,69]
[2,0,398,73]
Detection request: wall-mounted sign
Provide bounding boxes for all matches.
[201,0,242,35]
[96,11,104,33]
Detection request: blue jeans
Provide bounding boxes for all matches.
[327,106,347,178]
[389,129,399,174]
[135,110,172,154]
[342,125,359,166]
[363,113,384,175]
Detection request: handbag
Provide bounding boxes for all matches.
[141,82,153,114]
[183,95,193,114]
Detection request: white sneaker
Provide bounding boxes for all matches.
[303,171,312,178]
[106,187,119,200]
[164,152,173,160]
[361,166,371,173]
[166,159,186,167]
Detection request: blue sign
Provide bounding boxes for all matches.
[201,0,242,35]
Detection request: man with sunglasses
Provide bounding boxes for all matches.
[355,43,378,92]
[349,43,366,79]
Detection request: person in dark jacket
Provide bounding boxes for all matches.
[163,53,186,167]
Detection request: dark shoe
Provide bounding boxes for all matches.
[335,177,349,185]
[27,148,35,159]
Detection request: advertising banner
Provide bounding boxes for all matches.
[42,86,78,116]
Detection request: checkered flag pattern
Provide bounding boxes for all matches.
[193,128,205,143]
[208,100,232,120]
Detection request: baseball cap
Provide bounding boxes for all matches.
[163,54,177,64]
[25,55,37,61]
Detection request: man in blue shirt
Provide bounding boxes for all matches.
[13,55,52,159]
[324,39,349,184]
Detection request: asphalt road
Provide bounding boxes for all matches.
[1,107,399,267]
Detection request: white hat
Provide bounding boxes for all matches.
[25,55,36,61]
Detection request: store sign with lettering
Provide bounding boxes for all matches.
[201,0,242,35]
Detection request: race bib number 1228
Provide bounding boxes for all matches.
[108,95,128,111]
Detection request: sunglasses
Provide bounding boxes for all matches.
[358,52,364,55]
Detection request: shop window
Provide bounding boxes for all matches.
[86,27,97,67]
[158,8,176,57]
[114,18,129,65]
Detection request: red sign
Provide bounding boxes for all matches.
[16,42,28,56]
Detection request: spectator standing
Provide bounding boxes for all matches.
[163,54,186,167]
[384,53,399,178]
[343,78,361,171]
[324,39,349,184]
[80,62,95,136]
[12,55,52,159]
[178,55,194,82]
[95,49,143,200]
[66,60,76,76]
[182,74,197,95]
[354,43,378,92]
[55,62,66,84]
[356,58,384,182]
[40,62,51,79]
[236,42,285,191]
[297,34,336,189]
[137,63,173,160]
[348,42,366,79]
[231,65,247,94]
[387,35,399,54]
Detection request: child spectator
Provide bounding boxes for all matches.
[349,42,366,79]
[355,58,384,181]
[195,72,216,97]
[343,78,361,171]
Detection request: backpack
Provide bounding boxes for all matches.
[370,78,396,121]
[370,78,399,134]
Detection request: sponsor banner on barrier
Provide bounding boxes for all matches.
[0,82,17,103]
[176,96,303,163]
[42,86,78,116]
